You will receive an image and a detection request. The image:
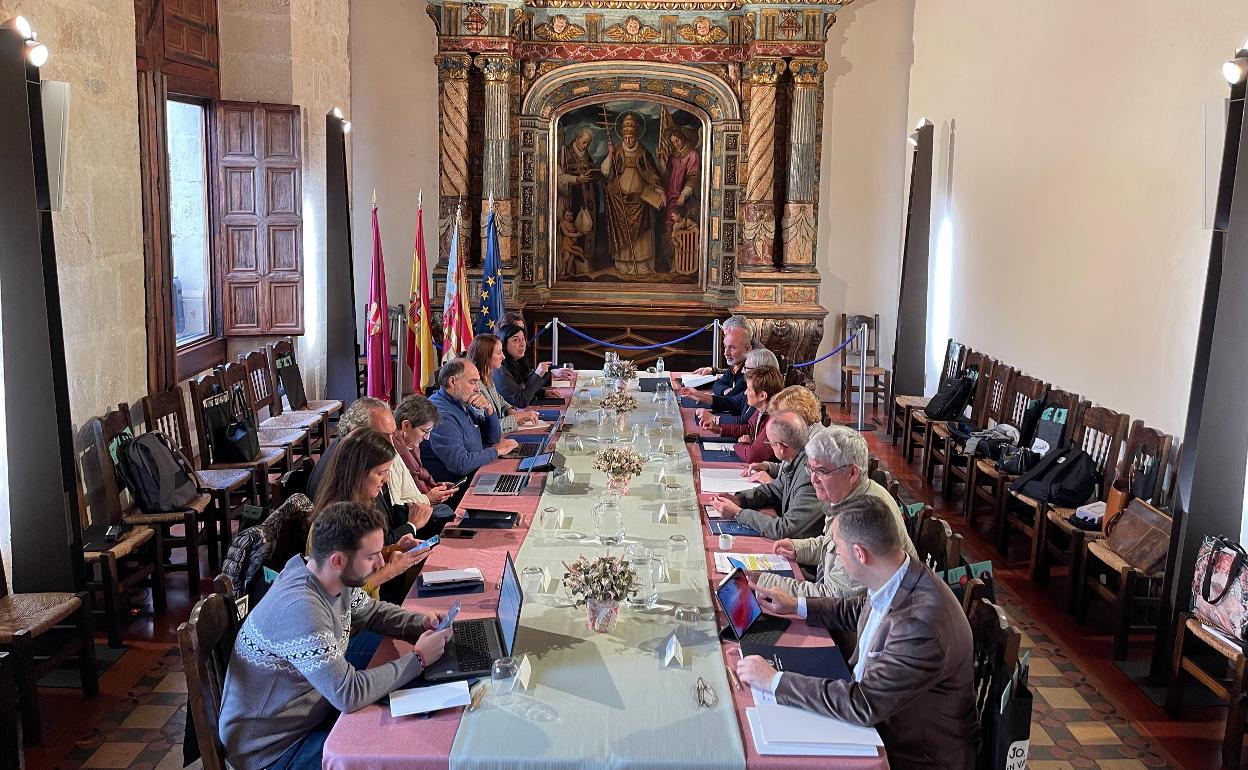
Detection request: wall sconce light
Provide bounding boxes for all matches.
[907,132,919,147]
[331,106,343,119]
[25,39,48,67]
[1,15,33,39]
[342,120,351,134]
[915,118,933,130]
[1225,56,1247,85]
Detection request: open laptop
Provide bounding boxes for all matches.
[424,552,524,682]
[475,413,563,495]
[504,419,561,459]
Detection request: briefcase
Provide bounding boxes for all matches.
[1103,499,1171,573]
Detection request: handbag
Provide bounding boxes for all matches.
[1192,536,1248,642]
[1103,478,1131,533]
[274,354,309,411]
[997,445,1039,476]
[1103,499,1171,573]
[201,383,260,464]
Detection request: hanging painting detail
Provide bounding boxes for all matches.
[554,99,704,284]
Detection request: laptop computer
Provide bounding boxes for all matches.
[503,415,562,458]
[424,552,524,682]
[475,414,563,495]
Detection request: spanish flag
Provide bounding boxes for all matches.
[405,193,437,391]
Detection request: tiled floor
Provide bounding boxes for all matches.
[22,404,1236,768]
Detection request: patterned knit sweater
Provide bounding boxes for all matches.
[219,555,430,769]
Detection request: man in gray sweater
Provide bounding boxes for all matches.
[707,411,824,541]
[219,502,451,770]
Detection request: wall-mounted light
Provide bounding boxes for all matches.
[915,118,932,130]
[331,106,343,119]
[907,132,919,147]
[25,39,48,67]
[341,120,351,134]
[1,15,33,39]
[1225,56,1248,85]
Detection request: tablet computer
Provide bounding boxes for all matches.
[714,568,763,641]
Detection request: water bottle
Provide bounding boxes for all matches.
[655,356,665,373]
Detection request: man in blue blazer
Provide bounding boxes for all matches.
[421,358,518,482]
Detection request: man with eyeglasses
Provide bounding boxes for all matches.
[679,324,753,410]
[706,411,824,540]
[753,425,917,599]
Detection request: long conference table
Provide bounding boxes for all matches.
[323,372,888,770]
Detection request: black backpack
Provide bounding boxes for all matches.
[114,430,201,512]
[924,367,979,421]
[1009,446,1099,507]
[1030,404,1072,455]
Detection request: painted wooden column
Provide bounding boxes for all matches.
[781,57,826,270]
[435,52,472,267]
[741,56,784,269]
[476,53,514,264]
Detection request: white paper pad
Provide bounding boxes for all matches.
[746,708,880,757]
[422,567,484,585]
[755,702,884,749]
[699,468,759,494]
[390,681,472,716]
[703,441,737,451]
[682,374,718,388]
[713,553,791,574]
[751,685,776,705]
[704,504,722,519]
[513,420,551,431]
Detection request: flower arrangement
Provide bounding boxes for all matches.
[593,446,645,480]
[600,391,638,413]
[605,360,637,381]
[562,554,641,605]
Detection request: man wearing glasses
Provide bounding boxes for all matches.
[754,425,917,598]
[706,411,824,540]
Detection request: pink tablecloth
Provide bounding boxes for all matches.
[323,379,887,770]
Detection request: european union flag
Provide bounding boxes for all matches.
[476,204,505,335]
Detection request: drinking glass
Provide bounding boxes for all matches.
[664,482,686,511]
[674,604,699,644]
[667,534,690,569]
[564,434,585,454]
[491,656,520,695]
[573,408,590,429]
[521,566,545,597]
[625,544,655,608]
[575,387,591,407]
[653,380,671,403]
[597,408,617,441]
[540,505,562,540]
[593,496,625,546]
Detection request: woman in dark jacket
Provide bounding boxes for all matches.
[494,323,553,408]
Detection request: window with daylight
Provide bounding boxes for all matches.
[167,98,213,347]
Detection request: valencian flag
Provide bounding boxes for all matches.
[366,191,393,401]
[475,197,505,335]
[405,192,437,391]
[441,207,474,360]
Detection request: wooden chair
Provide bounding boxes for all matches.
[269,338,342,423]
[965,374,1048,527]
[915,515,964,573]
[1167,611,1248,769]
[968,598,1023,770]
[922,353,995,489]
[178,591,242,770]
[1113,420,1175,508]
[1076,499,1171,660]
[239,349,326,452]
[0,652,19,768]
[838,313,890,413]
[189,370,293,508]
[995,390,1083,566]
[142,387,259,567]
[0,551,97,745]
[960,576,993,616]
[219,361,313,460]
[1034,404,1130,598]
[95,404,214,598]
[903,347,978,464]
[931,362,1015,503]
[891,338,962,443]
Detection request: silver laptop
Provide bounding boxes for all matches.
[475,413,563,495]
[423,552,524,682]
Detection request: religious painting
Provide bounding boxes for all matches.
[553,99,705,285]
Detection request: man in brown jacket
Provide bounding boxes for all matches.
[737,496,977,770]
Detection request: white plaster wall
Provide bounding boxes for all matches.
[906,0,1248,437]
[348,0,442,394]
[811,0,915,398]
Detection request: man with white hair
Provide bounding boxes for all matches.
[701,347,781,428]
[707,411,823,540]
[754,425,917,598]
[679,319,753,406]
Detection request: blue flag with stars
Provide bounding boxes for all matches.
[476,204,505,335]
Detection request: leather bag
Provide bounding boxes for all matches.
[1191,536,1248,643]
[1103,499,1171,574]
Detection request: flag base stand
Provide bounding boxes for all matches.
[839,421,878,433]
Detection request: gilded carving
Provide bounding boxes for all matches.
[462,3,488,34]
[605,16,661,42]
[476,54,515,82]
[781,284,817,304]
[745,56,784,86]
[677,16,727,43]
[436,52,473,80]
[740,201,775,266]
[788,57,827,87]
[781,202,816,266]
[743,285,777,303]
[535,14,586,40]
[778,9,800,38]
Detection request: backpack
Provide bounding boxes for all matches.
[1009,446,1099,507]
[924,367,979,421]
[1030,405,1072,455]
[115,431,201,512]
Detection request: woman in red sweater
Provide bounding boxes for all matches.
[714,365,784,464]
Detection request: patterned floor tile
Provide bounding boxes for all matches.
[80,742,146,768]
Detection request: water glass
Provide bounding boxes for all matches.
[667,534,690,569]
[573,408,590,429]
[653,380,671,403]
[521,566,545,597]
[664,482,686,512]
[491,656,520,695]
[575,387,591,407]
[625,544,655,608]
[674,604,699,644]
[593,496,625,546]
[564,434,585,454]
[597,408,617,441]
[540,505,563,539]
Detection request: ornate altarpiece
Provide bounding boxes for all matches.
[427,0,846,367]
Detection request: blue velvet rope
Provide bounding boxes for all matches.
[557,321,714,351]
[790,331,860,368]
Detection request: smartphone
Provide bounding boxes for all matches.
[436,599,461,631]
[406,534,441,555]
[450,477,470,488]
[441,528,477,539]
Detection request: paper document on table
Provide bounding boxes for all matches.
[703,441,737,451]
[755,702,884,749]
[746,708,879,757]
[699,468,758,494]
[682,374,718,388]
[390,681,472,716]
[514,420,551,431]
[713,553,790,574]
[751,685,776,705]
[422,568,484,585]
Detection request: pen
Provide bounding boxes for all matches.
[726,664,742,691]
